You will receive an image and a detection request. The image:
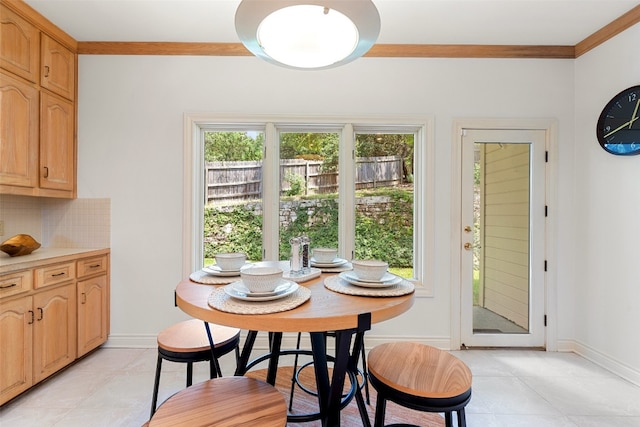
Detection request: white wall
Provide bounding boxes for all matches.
[77,53,579,349]
[572,24,640,382]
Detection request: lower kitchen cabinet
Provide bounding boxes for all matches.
[77,274,107,357]
[32,283,76,383]
[0,249,109,405]
[0,296,33,404]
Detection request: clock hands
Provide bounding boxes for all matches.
[629,99,640,129]
[604,115,639,138]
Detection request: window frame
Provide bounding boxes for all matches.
[183,114,435,296]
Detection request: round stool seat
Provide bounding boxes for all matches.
[368,342,472,427]
[150,319,241,417]
[149,376,288,427]
[158,319,240,354]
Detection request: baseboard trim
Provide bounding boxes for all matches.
[557,339,640,387]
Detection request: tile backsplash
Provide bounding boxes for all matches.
[0,195,110,248]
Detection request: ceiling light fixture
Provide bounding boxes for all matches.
[235,0,380,70]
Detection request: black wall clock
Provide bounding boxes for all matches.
[596,85,640,156]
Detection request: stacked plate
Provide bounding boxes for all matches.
[310,257,348,268]
[224,280,299,301]
[338,271,402,288]
[202,263,251,277]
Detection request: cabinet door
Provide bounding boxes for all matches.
[40,91,74,192]
[40,34,74,101]
[0,70,39,189]
[77,275,108,357]
[0,5,40,83]
[32,284,76,383]
[0,296,33,405]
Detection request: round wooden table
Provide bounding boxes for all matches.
[175,272,414,427]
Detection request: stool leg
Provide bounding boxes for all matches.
[373,394,387,427]
[203,322,223,378]
[150,353,163,418]
[445,412,453,427]
[186,362,193,387]
[457,409,467,427]
[209,357,216,379]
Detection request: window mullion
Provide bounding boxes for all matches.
[339,124,355,260]
[262,122,280,261]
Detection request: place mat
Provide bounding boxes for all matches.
[313,262,353,273]
[208,285,311,314]
[324,275,415,297]
[189,269,239,285]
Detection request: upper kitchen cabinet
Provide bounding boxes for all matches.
[0,1,77,199]
[0,70,39,188]
[40,34,74,101]
[40,91,74,191]
[0,5,39,83]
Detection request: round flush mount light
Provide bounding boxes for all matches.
[235,0,380,70]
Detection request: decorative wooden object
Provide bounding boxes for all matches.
[0,234,41,256]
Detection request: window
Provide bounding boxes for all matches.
[184,115,434,294]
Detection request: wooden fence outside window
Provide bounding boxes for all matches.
[205,156,404,204]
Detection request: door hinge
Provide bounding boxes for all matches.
[544,260,547,271]
[545,205,548,217]
[545,150,549,162]
[544,315,547,327]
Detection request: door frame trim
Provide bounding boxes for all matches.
[450,118,558,351]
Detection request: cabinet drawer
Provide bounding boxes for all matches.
[0,270,33,298]
[77,255,108,279]
[34,262,75,288]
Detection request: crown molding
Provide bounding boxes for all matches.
[77,41,576,59]
[575,4,640,57]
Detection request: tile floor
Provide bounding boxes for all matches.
[1,346,639,427]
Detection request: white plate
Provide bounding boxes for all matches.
[310,257,348,268]
[342,270,397,283]
[202,263,250,277]
[230,280,292,297]
[339,271,403,288]
[224,280,299,301]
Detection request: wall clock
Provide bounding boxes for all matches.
[596,85,640,155]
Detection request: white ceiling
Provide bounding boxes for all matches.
[23,0,640,46]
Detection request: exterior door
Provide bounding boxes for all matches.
[460,129,546,348]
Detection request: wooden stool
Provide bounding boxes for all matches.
[150,319,241,417]
[367,342,472,427]
[149,376,288,427]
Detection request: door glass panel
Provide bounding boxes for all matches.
[472,142,530,334]
[354,133,414,279]
[278,132,340,260]
[202,131,264,266]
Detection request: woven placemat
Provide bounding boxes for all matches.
[208,285,311,314]
[324,275,415,297]
[189,269,240,285]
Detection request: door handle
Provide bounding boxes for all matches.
[464,242,473,250]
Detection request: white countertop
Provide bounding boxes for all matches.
[0,247,110,274]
